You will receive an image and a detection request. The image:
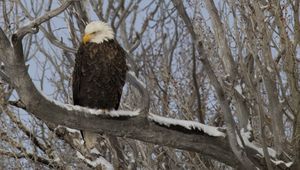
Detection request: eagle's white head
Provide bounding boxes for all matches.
[83,21,114,44]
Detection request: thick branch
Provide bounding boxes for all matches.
[171,0,256,169]
[0,27,238,167]
[204,0,236,76]
[0,1,287,168]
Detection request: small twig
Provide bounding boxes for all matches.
[0,69,10,84]
[14,0,73,39]
[171,0,256,169]
[0,149,60,169]
[126,71,149,115]
[18,1,76,54]
[8,100,26,110]
[5,107,49,155]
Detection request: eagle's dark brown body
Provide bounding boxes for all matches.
[72,39,128,110]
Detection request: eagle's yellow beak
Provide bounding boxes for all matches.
[83,34,91,44]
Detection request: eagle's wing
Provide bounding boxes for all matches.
[72,44,99,149]
[110,41,128,109]
[72,45,83,106]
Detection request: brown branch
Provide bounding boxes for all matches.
[0,69,10,84]
[0,149,61,169]
[17,0,76,54]
[2,24,291,168]
[126,71,150,114]
[0,130,26,152]
[0,1,291,168]
[0,129,61,168]
[5,107,49,154]
[14,0,73,39]
[171,0,256,169]
[0,26,239,167]
[9,100,26,109]
[191,45,204,123]
[204,0,236,77]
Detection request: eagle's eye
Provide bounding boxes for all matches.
[93,30,102,35]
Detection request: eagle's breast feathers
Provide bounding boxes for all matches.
[72,39,128,110]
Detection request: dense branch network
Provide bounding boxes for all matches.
[0,1,237,167]
[0,0,297,169]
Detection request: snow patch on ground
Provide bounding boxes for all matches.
[148,113,225,137]
[76,151,113,169]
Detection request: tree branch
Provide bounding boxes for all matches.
[0,1,290,168]
[0,149,61,169]
[0,25,239,167]
[171,0,256,169]
[14,0,73,39]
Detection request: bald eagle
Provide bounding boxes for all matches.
[72,21,128,149]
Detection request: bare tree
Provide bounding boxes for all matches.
[0,0,299,169]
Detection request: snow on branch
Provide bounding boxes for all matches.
[148,113,226,137]
[240,128,277,158]
[76,151,113,169]
[64,104,140,117]
[55,125,81,134]
[271,160,293,168]
[41,92,140,117]
[239,129,294,169]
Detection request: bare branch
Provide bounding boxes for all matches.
[0,26,240,166]
[171,0,256,169]
[126,71,150,114]
[14,0,73,39]
[0,1,297,169]
[0,149,61,169]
